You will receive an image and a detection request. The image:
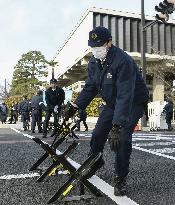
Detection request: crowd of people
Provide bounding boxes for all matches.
[0,78,88,136]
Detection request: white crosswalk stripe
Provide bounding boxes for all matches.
[133,132,175,155]
[148,148,175,154]
[77,132,175,155]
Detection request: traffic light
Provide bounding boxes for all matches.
[155,0,175,23]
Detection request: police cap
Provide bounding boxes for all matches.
[50,78,57,84]
[88,26,112,47]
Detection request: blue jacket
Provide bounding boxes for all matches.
[75,45,149,127]
[19,100,30,113]
[31,95,43,110]
[45,87,65,110]
[164,102,173,118]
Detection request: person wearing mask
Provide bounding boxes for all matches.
[43,79,65,138]
[64,26,149,196]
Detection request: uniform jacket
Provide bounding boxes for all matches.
[19,100,30,113]
[31,95,43,110]
[164,102,173,118]
[0,104,8,115]
[45,87,65,110]
[75,45,149,127]
[13,104,18,113]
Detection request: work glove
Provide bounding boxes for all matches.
[108,124,122,152]
[64,102,78,121]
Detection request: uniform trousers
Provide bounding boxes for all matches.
[31,109,42,131]
[90,103,145,177]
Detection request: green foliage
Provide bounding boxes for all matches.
[72,91,103,117]
[10,51,49,98]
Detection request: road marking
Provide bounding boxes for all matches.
[0,140,35,144]
[12,128,139,205]
[0,170,68,180]
[134,142,175,147]
[148,148,175,154]
[0,173,39,180]
[133,146,175,161]
[133,138,158,141]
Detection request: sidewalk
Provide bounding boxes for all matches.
[0,121,23,130]
[0,117,98,131]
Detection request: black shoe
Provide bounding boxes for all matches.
[42,132,47,138]
[38,130,42,133]
[13,122,16,124]
[75,128,80,131]
[85,128,88,131]
[114,176,127,196]
[84,155,105,179]
[31,130,35,133]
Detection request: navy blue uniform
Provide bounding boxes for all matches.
[164,101,173,130]
[19,99,30,130]
[43,87,65,133]
[0,104,8,123]
[9,103,18,124]
[75,45,149,177]
[31,95,43,131]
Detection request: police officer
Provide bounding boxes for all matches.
[19,95,30,131]
[0,102,8,124]
[164,99,173,130]
[30,90,43,133]
[43,78,65,138]
[75,109,88,131]
[9,101,18,124]
[65,26,149,196]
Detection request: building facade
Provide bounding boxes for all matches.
[49,7,175,101]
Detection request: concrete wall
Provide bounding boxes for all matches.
[153,75,165,102]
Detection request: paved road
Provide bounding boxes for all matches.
[0,125,175,205]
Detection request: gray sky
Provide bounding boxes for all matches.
[0,0,174,87]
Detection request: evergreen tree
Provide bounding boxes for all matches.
[10,51,48,97]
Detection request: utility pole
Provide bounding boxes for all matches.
[141,0,146,83]
[140,0,159,128]
[4,78,7,97]
[140,0,175,128]
[52,67,54,79]
[141,0,147,127]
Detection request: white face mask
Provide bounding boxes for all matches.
[91,46,108,60]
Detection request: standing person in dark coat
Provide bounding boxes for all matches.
[75,109,88,131]
[30,90,44,133]
[64,26,149,196]
[43,79,65,138]
[9,101,18,124]
[19,95,30,131]
[0,102,8,124]
[164,99,173,130]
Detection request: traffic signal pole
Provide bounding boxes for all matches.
[140,0,175,128]
[141,0,147,127]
